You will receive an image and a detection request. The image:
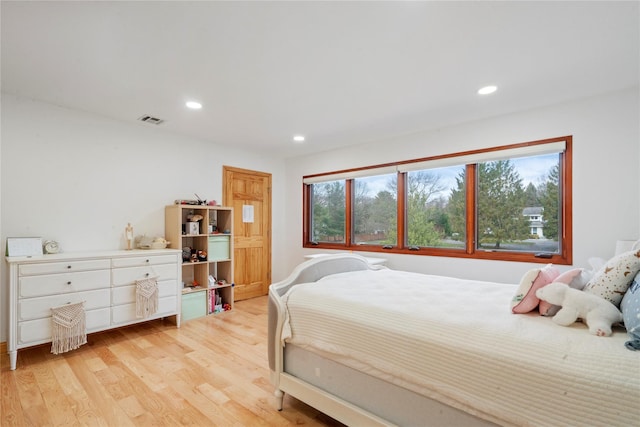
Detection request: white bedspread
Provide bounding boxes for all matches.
[281,269,639,427]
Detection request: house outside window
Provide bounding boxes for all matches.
[523,207,545,238]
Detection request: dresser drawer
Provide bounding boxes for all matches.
[19,270,111,298]
[111,255,177,268]
[19,259,111,276]
[111,263,177,287]
[17,308,111,346]
[111,295,177,325]
[111,280,178,305]
[18,289,111,321]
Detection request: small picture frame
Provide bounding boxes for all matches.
[6,237,44,257]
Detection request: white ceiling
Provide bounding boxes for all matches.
[2,1,638,158]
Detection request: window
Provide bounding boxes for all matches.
[303,136,572,264]
[353,173,397,246]
[309,179,345,243]
[406,165,466,249]
[475,153,561,254]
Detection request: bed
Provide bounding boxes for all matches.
[268,254,639,426]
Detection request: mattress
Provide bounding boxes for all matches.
[284,344,498,427]
[281,269,639,427]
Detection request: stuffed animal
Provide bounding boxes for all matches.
[536,282,623,337]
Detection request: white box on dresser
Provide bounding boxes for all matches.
[5,249,182,370]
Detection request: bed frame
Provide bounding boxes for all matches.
[268,254,497,426]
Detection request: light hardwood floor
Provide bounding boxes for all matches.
[1,296,343,426]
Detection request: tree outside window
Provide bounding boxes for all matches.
[353,174,397,246]
[407,167,464,248]
[310,180,345,243]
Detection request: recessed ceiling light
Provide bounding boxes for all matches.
[186,101,202,109]
[293,135,305,142]
[478,85,497,95]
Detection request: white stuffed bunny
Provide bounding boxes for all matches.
[536,282,623,336]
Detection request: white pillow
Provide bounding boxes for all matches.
[584,249,640,307]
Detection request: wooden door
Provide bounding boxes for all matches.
[223,166,272,301]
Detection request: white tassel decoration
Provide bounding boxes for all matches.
[136,277,159,318]
[51,301,87,355]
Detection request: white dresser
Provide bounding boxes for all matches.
[5,249,182,370]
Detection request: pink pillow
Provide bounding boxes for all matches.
[538,268,583,316]
[511,264,560,314]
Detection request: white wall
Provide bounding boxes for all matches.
[283,88,640,282]
[0,93,287,342]
[2,88,638,343]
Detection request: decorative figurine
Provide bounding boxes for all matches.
[125,223,133,250]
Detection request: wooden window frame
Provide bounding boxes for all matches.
[303,136,572,265]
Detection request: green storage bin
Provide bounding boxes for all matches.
[208,235,230,260]
[181,291,206,321]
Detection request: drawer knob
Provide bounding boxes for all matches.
[145,273,150,277]
[67,281,72,285]
[67,265,72,269]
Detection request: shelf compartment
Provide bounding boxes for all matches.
[207,286,232,314]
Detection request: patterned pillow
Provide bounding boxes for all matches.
[539,268,584,316]
[584,249,640,307]
[621,272,640,351]
[511,264,560,314]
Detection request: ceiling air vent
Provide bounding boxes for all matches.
[138,115,165,125]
